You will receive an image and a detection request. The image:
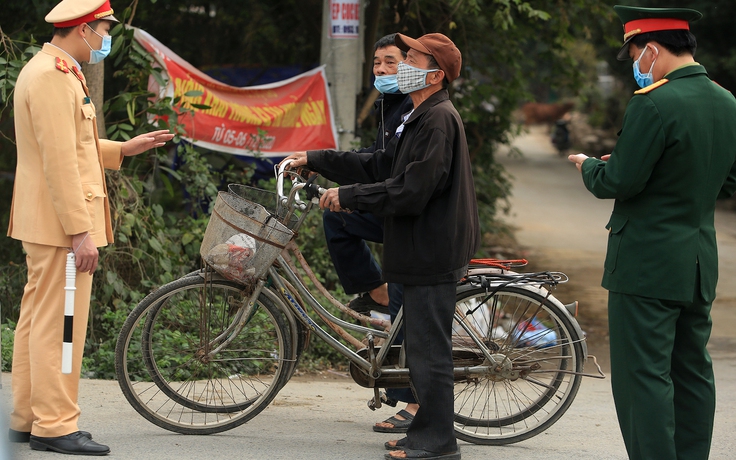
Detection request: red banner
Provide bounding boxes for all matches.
[133,28,338,157]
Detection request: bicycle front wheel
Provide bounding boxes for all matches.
[115,275,293,435]
[452,285,584,445]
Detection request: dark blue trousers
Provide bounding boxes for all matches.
[322,210,414,404]
[323,209,384,294]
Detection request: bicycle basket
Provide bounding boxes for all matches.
[200,191,294,285]
[228,184,299,230]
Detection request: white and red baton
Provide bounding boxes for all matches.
[62,251,76,374]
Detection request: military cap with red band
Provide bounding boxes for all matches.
[45,0,119,28]
[614,5,702,60]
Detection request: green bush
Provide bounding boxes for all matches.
[1,321,15,372]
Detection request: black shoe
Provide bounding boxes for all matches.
[348,292,390,315]
[30,431,109,456]
[9,428,92,443]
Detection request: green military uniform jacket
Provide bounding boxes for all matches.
[582,64,736,303]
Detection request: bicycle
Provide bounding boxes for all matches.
[115,161,604,445]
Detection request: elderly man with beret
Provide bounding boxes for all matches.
[569,5,736,459]
[7,0,174,455]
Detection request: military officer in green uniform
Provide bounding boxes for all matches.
[568,5,736,460]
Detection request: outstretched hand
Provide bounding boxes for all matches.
[121,130,175,157]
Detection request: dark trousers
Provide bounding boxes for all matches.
[608,290,715,460]
[386,281,415,404]
[323,209,384,294]
[403,283,458,454]
[323,210,415,403]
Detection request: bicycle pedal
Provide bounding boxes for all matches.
[381,394,398,407]
[368,390,382,411]
[383,398,398,407]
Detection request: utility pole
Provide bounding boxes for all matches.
[81,62,106,138]
[320,0,365,151]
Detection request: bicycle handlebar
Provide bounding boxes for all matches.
[275,159,326,213]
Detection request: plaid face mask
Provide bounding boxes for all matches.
[397,61,439,94]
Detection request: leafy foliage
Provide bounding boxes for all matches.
[0,31,41,329]
[83,11,261,377]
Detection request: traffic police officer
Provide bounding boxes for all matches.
[7,0,173,455]
[569,5,736,460]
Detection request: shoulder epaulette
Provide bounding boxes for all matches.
[55,57,70,74]
[634,78,669,94]
[71,66,84,82]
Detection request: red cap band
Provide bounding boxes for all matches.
[53,1,114,28]
[624,18,689,39]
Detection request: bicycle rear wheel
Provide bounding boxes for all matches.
[452,284,584,445]
[115,275,293,434]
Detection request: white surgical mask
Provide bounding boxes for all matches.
[397,61,439,94]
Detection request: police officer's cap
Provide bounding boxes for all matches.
[614,5,702,61]
[45,0,119,28]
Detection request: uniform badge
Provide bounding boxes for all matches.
[71,66,84,82]
[55,57,70,73]
[634,78,669,95]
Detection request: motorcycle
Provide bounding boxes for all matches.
[551,118,572,156]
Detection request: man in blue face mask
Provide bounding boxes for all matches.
[8,0,175,455]
[82,21,113,64]
[569,5,736,460]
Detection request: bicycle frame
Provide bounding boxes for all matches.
[196,163,601,388]
[113,163,606,442]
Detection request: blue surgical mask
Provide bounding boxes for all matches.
[373,74,400,94]
[632,45,657,89]
[84,24,112,64]
[397,61,439,94]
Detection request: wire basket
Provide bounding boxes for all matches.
[228,184,299,230]
[200,190,294,285]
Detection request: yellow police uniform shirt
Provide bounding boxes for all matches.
[8,43,123,248]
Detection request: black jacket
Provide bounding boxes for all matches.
[309,90,480,285]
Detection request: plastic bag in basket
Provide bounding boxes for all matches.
[204,233,258,282]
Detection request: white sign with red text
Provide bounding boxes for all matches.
[329,0,360,38]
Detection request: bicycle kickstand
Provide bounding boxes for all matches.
[365,334,398,411]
